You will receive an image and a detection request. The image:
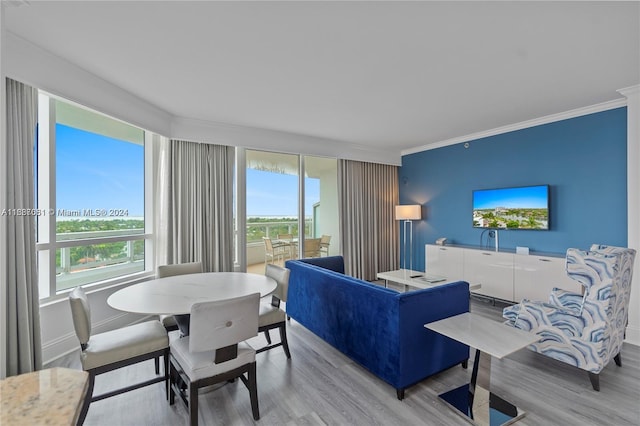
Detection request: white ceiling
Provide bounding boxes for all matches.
[4,1,639,153]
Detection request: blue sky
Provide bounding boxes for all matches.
[246,169,319,217]
[473,185,548,210]
[56,124,319,218]
[56,124,144,217]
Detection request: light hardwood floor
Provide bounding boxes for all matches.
[51,287,640,426]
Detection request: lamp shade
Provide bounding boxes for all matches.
[395,204,421,220]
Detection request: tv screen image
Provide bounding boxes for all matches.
[472,185,549,230]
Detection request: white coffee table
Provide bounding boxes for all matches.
[377,269,477,292]
[425,312,539,426]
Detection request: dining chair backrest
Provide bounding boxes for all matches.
[189,293,260,354]
[265,264,291,303]
[320,235,331,246]
[278,233,293,241]
[157,261,203,278]
[69,287,92,346]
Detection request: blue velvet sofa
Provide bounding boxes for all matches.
[285,256,470,399]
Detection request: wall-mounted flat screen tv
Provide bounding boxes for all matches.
[472,185,550,230]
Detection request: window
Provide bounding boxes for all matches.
[244,150,300,272]
[239,149,338,274]
[36,94,151,298]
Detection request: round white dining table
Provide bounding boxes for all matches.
[107,272,277,315]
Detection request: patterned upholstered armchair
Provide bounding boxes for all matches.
[503,244,636,390]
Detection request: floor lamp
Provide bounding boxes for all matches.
[395,204,422,273]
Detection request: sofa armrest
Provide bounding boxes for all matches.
[396,281,470,387]
[504,299,587,339]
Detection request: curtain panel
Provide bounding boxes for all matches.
[4,78,42,376]
[153,134,171,269]
[338,159,399,281]
[166,140,234,272]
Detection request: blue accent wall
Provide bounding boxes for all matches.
[399,107,628,272]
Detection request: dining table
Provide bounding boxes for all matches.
[107,272,277,318]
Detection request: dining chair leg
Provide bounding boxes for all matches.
[154,356,160,375]
[263,330,272,344]
[189,381,198,426]
[164,349,170,399]
[168,361,176,406]
[279,322,291,359]
[248,362,259,421]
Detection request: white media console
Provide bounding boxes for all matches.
[425,244,581,303]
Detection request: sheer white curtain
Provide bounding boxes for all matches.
[338,159,399,280]
[4,78,42,375]
[153,134,171,269]
[163,140,234,272]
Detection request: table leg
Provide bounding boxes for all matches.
[175,314,190,337]
[439,349,527,425]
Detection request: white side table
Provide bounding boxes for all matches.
[425,312,539,425]
[377,269,479,292]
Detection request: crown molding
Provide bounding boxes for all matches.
[618,84,640,97]
[402,97,628,156]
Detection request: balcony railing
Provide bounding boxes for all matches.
[246,219,313,243]
[49,220,320,292]
[52,228,145,292]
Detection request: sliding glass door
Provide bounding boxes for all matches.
[240,150,338,274]
[245,150,299,273]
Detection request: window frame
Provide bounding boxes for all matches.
[236,148,339,272]
[36,92,154,301]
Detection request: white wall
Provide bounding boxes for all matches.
[619,85,640,345]
[1,3,8,379]
[317,167,340,256]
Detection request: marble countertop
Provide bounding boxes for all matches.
[1,367,89,426]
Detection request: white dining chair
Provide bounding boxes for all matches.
[169,293,261,426]
[153,261,203,373]
[69,287,169,424]
[257,264,291,358]
[156,261,203,332]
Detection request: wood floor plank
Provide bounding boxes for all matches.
[49,295,640,425]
